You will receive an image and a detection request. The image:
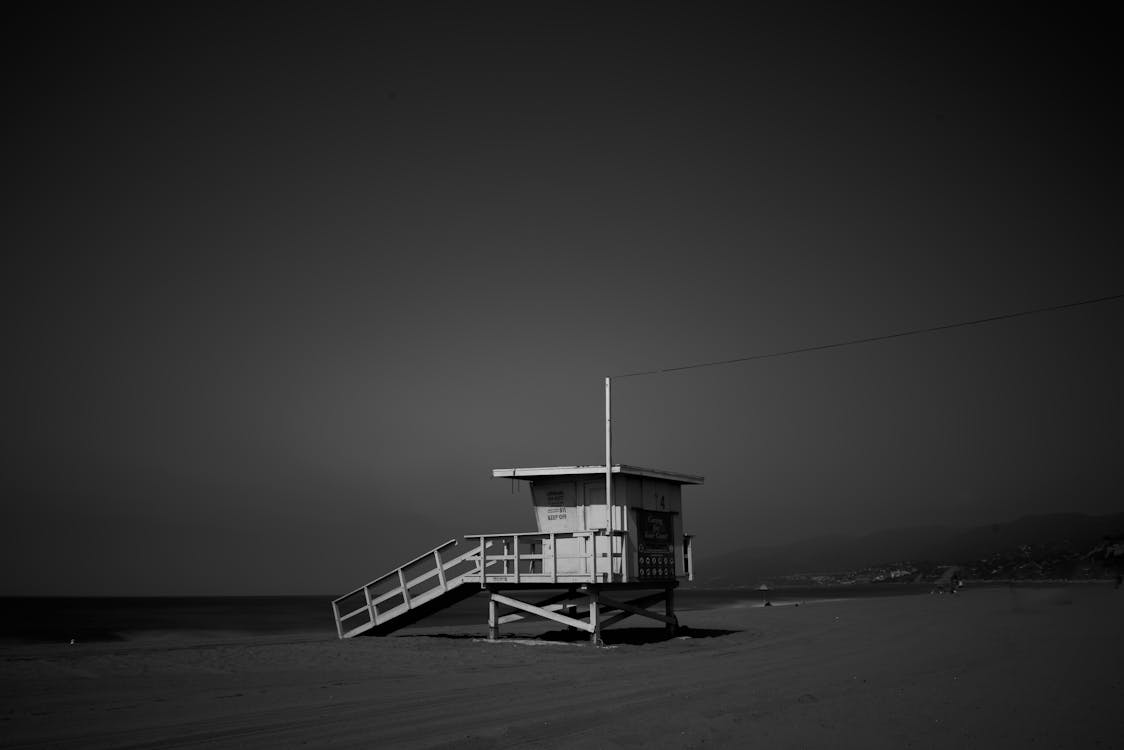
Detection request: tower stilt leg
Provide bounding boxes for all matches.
[589,589,603,646]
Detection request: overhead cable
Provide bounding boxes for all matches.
[612,292,1124,379]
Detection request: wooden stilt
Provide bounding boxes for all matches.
[472,584,682,645]
[589,588,603,646]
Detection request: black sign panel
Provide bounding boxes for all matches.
[637,510,675,580]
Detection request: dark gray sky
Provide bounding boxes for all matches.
[6,3,1122,595]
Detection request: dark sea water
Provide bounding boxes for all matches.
[0,585,931,645]
[0,596,337,644]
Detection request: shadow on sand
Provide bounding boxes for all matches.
[400,626,740,645]
[539,626,740,645]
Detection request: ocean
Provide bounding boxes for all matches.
[0,584,933,645]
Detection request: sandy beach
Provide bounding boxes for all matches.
[2,584,1120,749]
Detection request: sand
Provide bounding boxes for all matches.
[2,584,1121,749]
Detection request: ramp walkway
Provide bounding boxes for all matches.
[332,531,673,639]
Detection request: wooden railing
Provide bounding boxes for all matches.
[332,530,653,638]
[464,530,627,585]
[331,538,486,638]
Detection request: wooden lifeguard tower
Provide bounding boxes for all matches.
[331,464,702,644]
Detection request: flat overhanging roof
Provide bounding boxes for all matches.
[491,464,704,485]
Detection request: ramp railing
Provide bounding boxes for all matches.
[332,538,487,638]
[332,530,631,638]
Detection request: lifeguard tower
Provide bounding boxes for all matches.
[331,464,702,643]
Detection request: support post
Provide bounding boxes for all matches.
[589,533,597,582]
[478,537,487,587]
[398,569,411,609]
[434,550,447,591]
[589,588,603,646]
[685,534,695,583]
[621,535,629,583]
[364,585,377,626]
[488,595,499,641]
[550,532,557,584]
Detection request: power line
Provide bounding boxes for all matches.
[612,292,1124,379]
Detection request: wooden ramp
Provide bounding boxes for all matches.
[332,539,482,638]
[332,532,680,642]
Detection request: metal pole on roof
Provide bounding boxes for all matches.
[605,376,613,536]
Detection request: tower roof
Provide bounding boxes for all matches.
[491,464,704,485]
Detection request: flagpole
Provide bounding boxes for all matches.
[605,376,612,536]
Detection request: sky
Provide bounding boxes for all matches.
[6,3,1122,595]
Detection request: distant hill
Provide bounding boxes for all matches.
[694,512,1124,586]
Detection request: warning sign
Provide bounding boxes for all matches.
[637,510,674,579]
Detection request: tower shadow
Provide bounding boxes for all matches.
[538,625,740,645]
